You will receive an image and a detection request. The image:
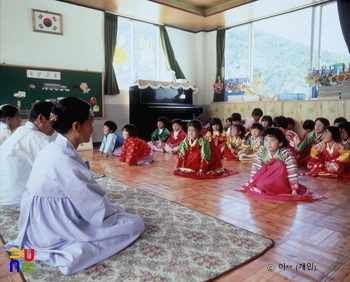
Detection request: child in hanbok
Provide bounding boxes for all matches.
[273,115,300,160]
[148,116,170,152]
[297,117,329,166]
[261,115,273,128]
[174,119,238,178]
[300,119,315,143]
[205,117,227,165]
[307,126,350,178]
[224,117,233,132]
[239,123,264,161]
[225,112,243,136]
[339,122,350,179]
[241,127,320,201]
[99,120,124,157]
[3,97,145,275]
[120,124,154,165]
[334,117,347,127]
[339,121,350,149]
[0,104,22,145]
[164,118,187,154]
[224,123,246,160]
[244,108,263,134]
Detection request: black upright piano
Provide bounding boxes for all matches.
[129,79,203,141]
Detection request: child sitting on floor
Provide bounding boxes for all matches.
[260,115,273,128]
[239,122,264,161]
[99,120,124,157]
[334,117,347,127]
[174,119,238,178]
[297,117,329,166]
[339,121,350,149]
[205,117,227,166]
[300,119,315,144]
[164,118,187,154]
[306,126,350,178]
[241,127,319,201]
[224,123,246,160]
[273,115,300,160]
[226,112,243,136]
[120,124,154,165]
[175,119,211,176]
[148,116,171,152]
[244,108,263,133]
[224,117,233,132]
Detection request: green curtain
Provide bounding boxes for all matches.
[337,0,350,53]
[213,29,226,102]
[159,25,186,79]
[104,12,119,95]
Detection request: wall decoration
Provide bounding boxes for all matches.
[32,9,63,35]
[27,69,61,80]
[0,64,104,119]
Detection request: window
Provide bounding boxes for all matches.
[225,2,350,99]
[114,18,167,89]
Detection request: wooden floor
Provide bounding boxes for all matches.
[1,148,349,281]
[80,148,350,282]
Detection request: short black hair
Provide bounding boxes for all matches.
[231,124,246,139]
[315,117,330,127]
[251,122,263,131]
[302,119,315,130]
[261,115,272,126]
[122,124,138,137]
[209,117,223,133]
[104,120,117,132]
[187,119,202,132]
[0,104,19,122]
[286,117,295,127]
[172,118,183,126]
[262,127,288,148]
[29,101,55,123]
[231,112,242,122]
[338,121,350,136]
[324,126,341,142]
[157,116,168,126]
[252,108,263,117]
[51,97,90,134]
[226,117,233,122]
[273,115,288,129]
[334,117,347,125]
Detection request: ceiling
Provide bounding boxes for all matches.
[58,0,333,32]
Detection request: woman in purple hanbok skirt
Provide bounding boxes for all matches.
[3,97,144,275]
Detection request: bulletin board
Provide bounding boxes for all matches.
[0,64,104,119]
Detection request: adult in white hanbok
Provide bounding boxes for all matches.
[0,102,54,211]
[3,97,144,275]
[0,104,22,145]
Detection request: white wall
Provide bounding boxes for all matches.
[0,0,216,142]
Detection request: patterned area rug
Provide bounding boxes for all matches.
[1,177,274,282]
[90,170,104,179]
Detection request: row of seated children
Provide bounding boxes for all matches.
[297,117,350,179]
[213,113,321,201]
[98,120,154,165]
[147,117,188,154]
[174,119,238,178]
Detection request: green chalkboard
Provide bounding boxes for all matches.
[0,64,104,119]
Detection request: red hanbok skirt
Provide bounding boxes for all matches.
[241,159,323,201]
[307,158,345,178]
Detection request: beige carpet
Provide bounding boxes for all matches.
[1,177,274,282]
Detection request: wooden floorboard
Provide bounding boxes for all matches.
[1,147,349,281]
